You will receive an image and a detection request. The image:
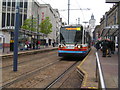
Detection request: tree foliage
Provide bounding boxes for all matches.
[39,17,52,35]
[21,16,37,32]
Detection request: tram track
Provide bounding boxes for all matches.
[1,51,57,69]
[44,61,79,90]
[2,59,60,88]
[3,58,82,88]
[2,52,59,85]
[5,60,81,88]
[2,49,84,88]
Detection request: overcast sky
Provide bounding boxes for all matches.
[37,0,113,25]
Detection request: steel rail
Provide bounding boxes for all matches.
[44,61,79,90]
[95,52,106,90]
[2,60,60,88]
[1,53,56,69]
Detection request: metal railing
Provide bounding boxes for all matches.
[95,52,106,90]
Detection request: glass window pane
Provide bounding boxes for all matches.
[20,1,23,8]
[2,13,6,27]
[2,0,6,6]
[7,13,10,26]
[24,0,28,8]
[12,0,15,7]
[7,0,11,6]
[11,13,15,26]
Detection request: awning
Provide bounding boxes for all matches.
[101,25,118,37]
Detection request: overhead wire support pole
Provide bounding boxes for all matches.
[13,0,20,71]
[68,0,70,25]
[82,21,88,44]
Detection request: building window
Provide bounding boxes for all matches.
[12,0,15,7]
[7,13,10,26]
[2,6,6,12]
[7,0,11,6]
[20,1,23,8]
[11,13,15,26]
[24,14,27,21]
[2,13,6,27]
[24,0,28,8]
[20,14,22,27]
[2,0,6,6]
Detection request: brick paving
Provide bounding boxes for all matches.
[77,47,98,89]
[98,49,118,88]
[77,47,118,89]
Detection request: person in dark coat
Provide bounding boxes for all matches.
[110,41,115,54]
[106,40,112,57]
[95,41,101,51]
[101,40,109,57]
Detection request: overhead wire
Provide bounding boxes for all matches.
[75,0,85,21]
[59,13,68,23]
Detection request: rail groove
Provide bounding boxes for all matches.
[2,60,60,88]
[44,61,79,90]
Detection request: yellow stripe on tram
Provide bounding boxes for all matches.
[65,27,81,31]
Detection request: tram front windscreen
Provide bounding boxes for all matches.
[60,26,83,44]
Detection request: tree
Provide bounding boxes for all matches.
[21,16,37,32]
[39,17,52,36]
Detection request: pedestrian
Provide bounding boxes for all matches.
[95,40,101,51]
[101,40,108,57]
[106,39,111,57]
[110,40,115,54]
[52,39,55,47]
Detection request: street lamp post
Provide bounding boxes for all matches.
[82,21,88,44]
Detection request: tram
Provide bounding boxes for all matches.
[58,25,91,57]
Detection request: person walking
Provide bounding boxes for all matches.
[101,39,108,57]
[106,39,111,57]
[95,40,101,51]
[110,40,115,54]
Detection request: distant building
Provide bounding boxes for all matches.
[93,25,100,41]
[88,14,96,39]
[39,4,61,45]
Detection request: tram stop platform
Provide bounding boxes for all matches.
[0,46,58,58]
[77,47,118,89]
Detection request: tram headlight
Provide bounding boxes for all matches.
[77,45,81,48]
[59,44,65,48]
[76,45,82,49]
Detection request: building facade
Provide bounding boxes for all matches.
[0,0,62,53]
[98,4,118,43]
[39,4,61,45]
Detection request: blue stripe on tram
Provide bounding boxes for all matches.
[58,50,87,53]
